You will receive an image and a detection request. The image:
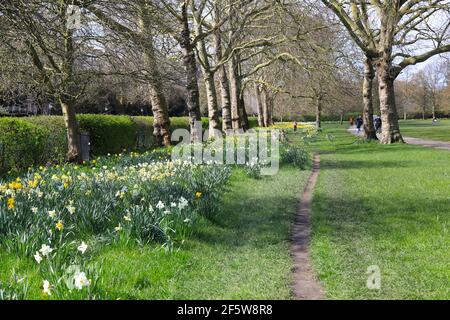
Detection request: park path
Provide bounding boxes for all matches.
[291,153,324,300]
[402,137,450,151]
[348,128,450,151]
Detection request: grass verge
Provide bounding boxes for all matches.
[1,166,310,299]
[310,123,449,299]
[399,119,450,142]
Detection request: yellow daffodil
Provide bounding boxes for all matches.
[195,192,202,199]
[55,220,63,231]
[7,198,15,209]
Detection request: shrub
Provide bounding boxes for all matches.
[280,143,310,170]
[0,118,48,172]
[24,116,68,165]
[77,115,138,156]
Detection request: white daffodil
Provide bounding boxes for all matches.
[34,251,42,264]
[156,201,165,210]
[171,202,177,208]
[74,272,90,290]
[39,244,53,257]
[48,210,56,218]
[124,214,132,222]
[66,205,76,215]
[31,207,38,214]
[115,224,122,232]
[183,218,192,223]
[43,280,51,296]
[178,197,189,210]
[77,241,88,254]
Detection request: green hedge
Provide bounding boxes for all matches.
[78,115,138,155]
[0,115,258,173]
[0,118,48,172]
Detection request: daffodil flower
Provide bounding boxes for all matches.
[34,251,42,264]
[55,220,63,231]
[48,210,56,218]
[39,244,53,257]
[77,241,88,254]
[43,280,51,296]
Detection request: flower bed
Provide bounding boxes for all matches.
[0,150,231,298]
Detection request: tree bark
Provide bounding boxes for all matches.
[194,18,221,138]
[218,65,232,131]
[60,14,81,162]
[315,97,322,129]
[148,84,171,146]
[255,84,265,127]
[139,6,171,147]
[203,71,221,137]
[60,99,81,162]
[263,89,273,127]
[181,3,201,140]
[228,55,241,130]
[362,58,377,140]
[240,94,249,130]
[213,3,232,131]
[376,59,404,144]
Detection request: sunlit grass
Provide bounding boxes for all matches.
[399,119,450,142]
[309,124,450,299]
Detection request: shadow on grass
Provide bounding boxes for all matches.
[320,159,414,170]
[192,170,306,249]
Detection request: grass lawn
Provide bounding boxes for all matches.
[309,123,450,299]
[399,119,450,142]
[0,166,310,299]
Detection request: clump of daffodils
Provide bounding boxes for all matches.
[0,148,232,298]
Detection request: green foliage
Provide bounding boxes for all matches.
[25,116,68,165]
[280,143,310,170]
[0,165,310,299]
[0,118,48,173]
[77,115,138,156]
[0,149,231,299]
[0,270,30,300]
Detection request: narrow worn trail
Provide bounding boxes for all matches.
[291,153,324,300]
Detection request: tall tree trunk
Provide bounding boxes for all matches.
[239,92,249,130]
[315,97,322,129]
[228,56,241,130]
[376,59,404,144]
[237,56,249,130]
[148,84,171,146]
[363,58,377,140]
[60,99,81,162]
[181,3,201,140]
[140,7,171,146]
[213,3,232,131]
[255,84,265,127]
[61,15,81,162]
[219,65,232,131]
[194,18,221,138]
[263,89,273,127]
[204,71,221,137]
